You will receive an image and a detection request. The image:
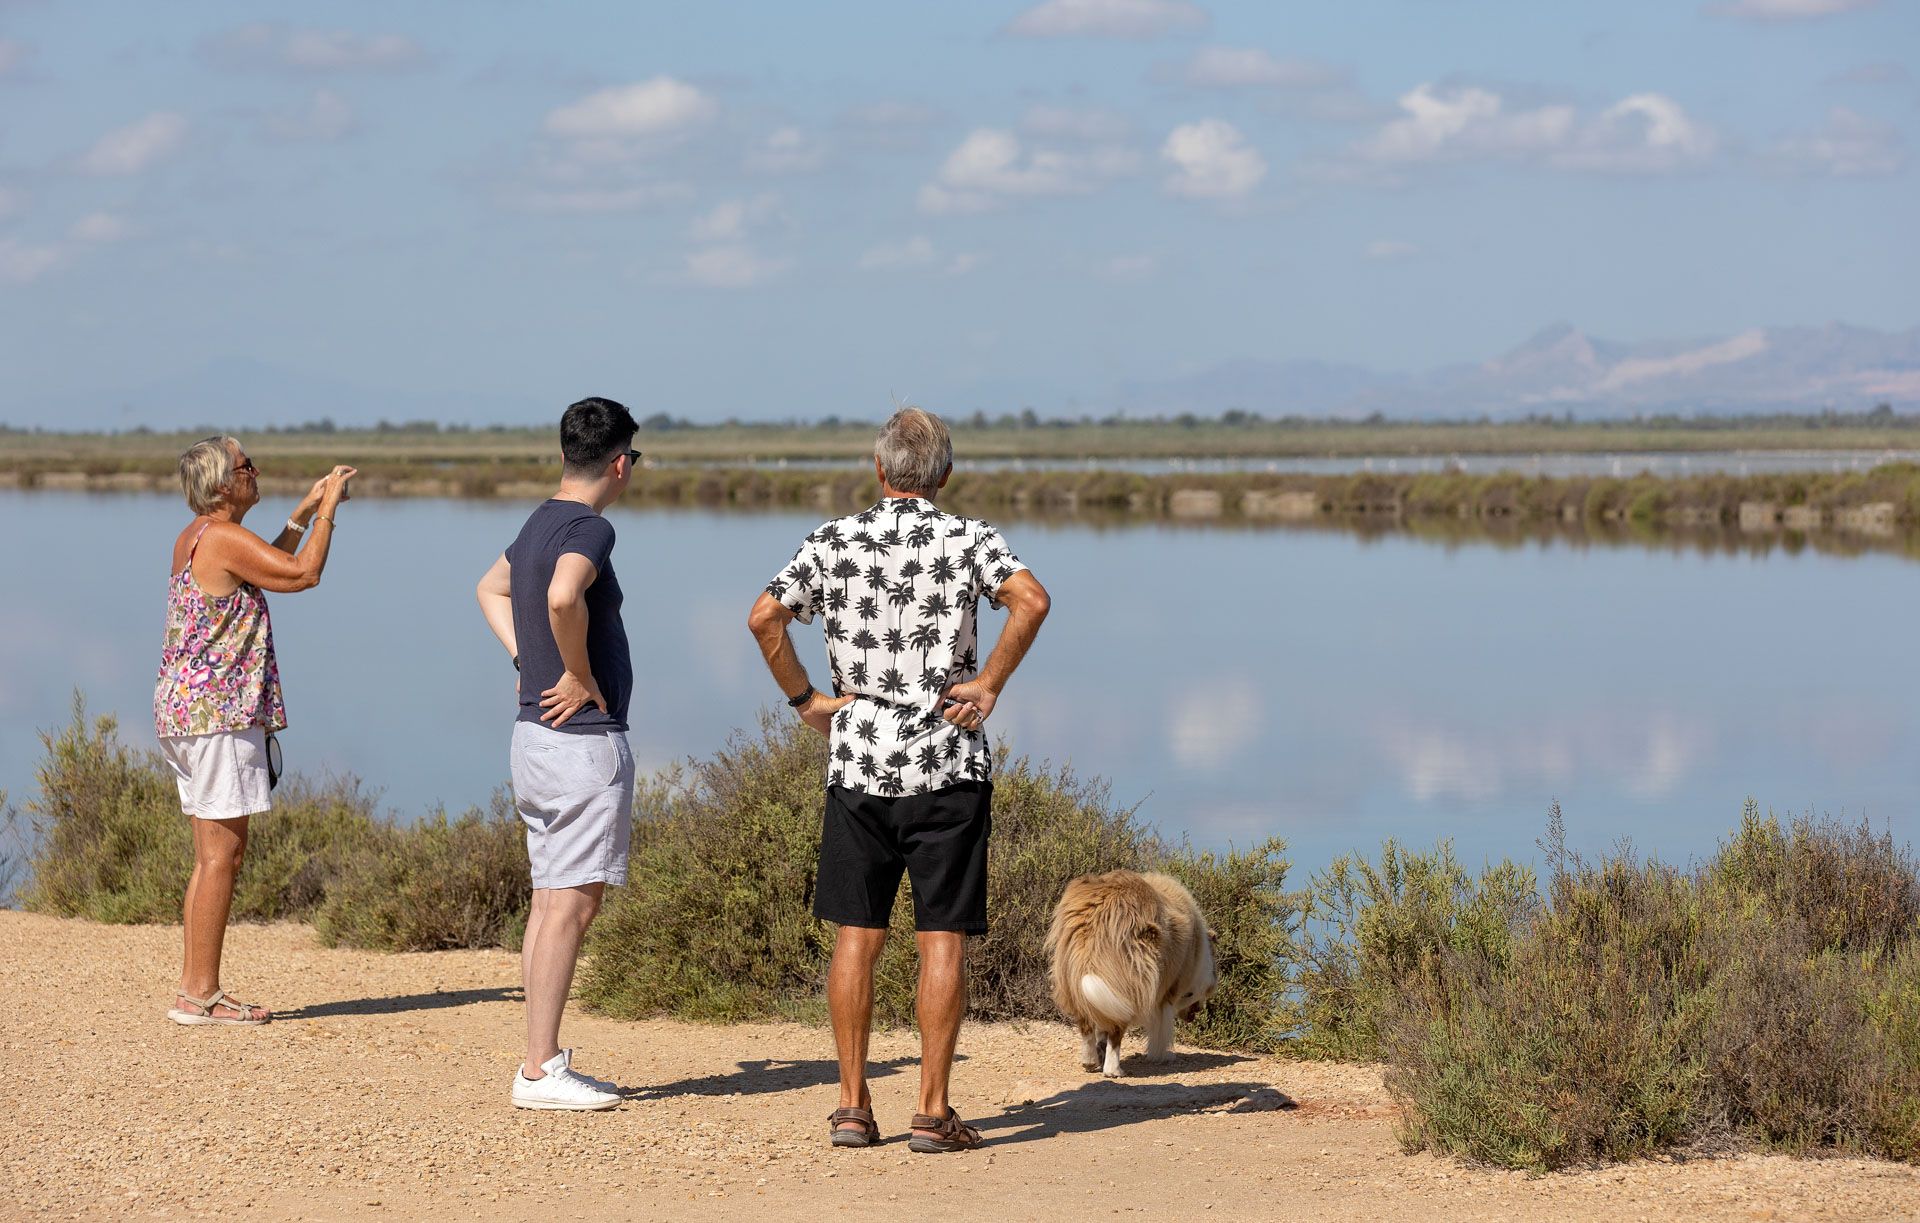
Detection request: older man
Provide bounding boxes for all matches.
[748,406,1051,1153]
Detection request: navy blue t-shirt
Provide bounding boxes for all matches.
[506,499,631,734]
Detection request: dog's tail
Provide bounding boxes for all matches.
[1061,881,1164,1026]
[1078,971,1135,1025]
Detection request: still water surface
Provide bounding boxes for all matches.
[682,449,1920,478]
[2,489,1914,874]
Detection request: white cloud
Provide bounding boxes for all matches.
[0,38,25,76]
[205,23,424,72]
[0,238,61,285]
[1766,106,1906,176]
[745,126,827,174]
[1161,118,1265,198]
[68,212,132,244]
[688,194,781,241]
[77,112,189,176]
[264,88,356,142]
[918,128,1139,214]
[684,245,791,288]
[1175,46,1342,90]
[857,236,981,275]
[1707,0,1879,19]
[1550,92,1716,173]
[1364,239,1418,260]
[1356,84,1573,164]
[0,186,25,222]
[1022,104,1133,142]
[1337,84,1715,177]
[1004,0,1209,38]
[545,77,716,139]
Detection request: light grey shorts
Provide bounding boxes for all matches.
[158,726,272,821]
[509,721,635,889]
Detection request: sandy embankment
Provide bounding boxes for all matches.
[2,911,1916,1222]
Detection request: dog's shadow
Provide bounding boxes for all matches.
[975,1077,1293,1146]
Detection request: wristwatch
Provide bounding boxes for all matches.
[786,683,815,708]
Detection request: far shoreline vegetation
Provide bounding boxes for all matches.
[4,402,1920,463]
[12,409,1920,551]
[7,703,1917,1172]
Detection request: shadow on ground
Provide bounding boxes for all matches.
[625,1055,966,1102]
[975,1080,1293,1147]
[280,986,520,1020]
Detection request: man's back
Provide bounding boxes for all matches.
[506,498,631,733]
[767,493,1025,795]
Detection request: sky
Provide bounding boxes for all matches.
[0,0,1915,426]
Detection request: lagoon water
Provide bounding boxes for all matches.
[2,488,1915,875]
[679,449,1920,479]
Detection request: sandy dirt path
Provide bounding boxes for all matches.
[3,911,1917,1222]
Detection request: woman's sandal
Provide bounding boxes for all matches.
[908,1107,984,1153]
[167,989,271,1027]
[828,1106,881,1148]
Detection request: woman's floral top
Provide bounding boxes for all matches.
[153,522,286,738]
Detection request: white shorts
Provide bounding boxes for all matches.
[158,727,273,821]
[510,721,634,889]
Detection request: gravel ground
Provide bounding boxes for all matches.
[4,910,1917,1222]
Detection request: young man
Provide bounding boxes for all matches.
[476,396,641,1111]
[748,406,1051,1152]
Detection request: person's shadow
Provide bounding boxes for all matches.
[278,986,520,1020]
[972,1078,1292,1147]
[622,1054,938,1102]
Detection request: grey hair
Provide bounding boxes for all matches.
[177,435,239,515]
[874,406,952,496]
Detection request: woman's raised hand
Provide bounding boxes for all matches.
[321,465,357,506]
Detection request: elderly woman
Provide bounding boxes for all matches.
[156,436,353,1026]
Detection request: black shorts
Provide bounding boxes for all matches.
[813,781,993,934]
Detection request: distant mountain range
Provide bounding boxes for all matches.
[1116,322,1920,419]
[6,322,1917,431]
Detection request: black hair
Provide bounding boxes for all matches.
[560,396,639,474]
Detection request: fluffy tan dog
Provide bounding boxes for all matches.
[1046,869,1218,1077]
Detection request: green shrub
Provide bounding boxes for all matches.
[578,714,1296,1047]
[1384,854,1699,1169]
[312,793,530,951]
[1367,806,1920,1169]
[1292,840,1535,1061]
[19,700,523,947]
[21,702,194,922]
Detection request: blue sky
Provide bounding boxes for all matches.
[0,0,1914,425]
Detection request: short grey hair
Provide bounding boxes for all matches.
[178,435,239,515]
[874,406,952,496]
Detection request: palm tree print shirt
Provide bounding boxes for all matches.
[765,495,1028,797]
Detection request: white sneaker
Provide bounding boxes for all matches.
[557,1048,622,1095]
[512,1051,620,1111]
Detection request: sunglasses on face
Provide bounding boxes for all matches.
[623,449,643,467]
[235,460,258,475]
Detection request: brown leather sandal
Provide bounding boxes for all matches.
[828,1106,881,1148]
[908,1107,983,1153]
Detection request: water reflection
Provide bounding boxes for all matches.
[0,490,1913,876]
